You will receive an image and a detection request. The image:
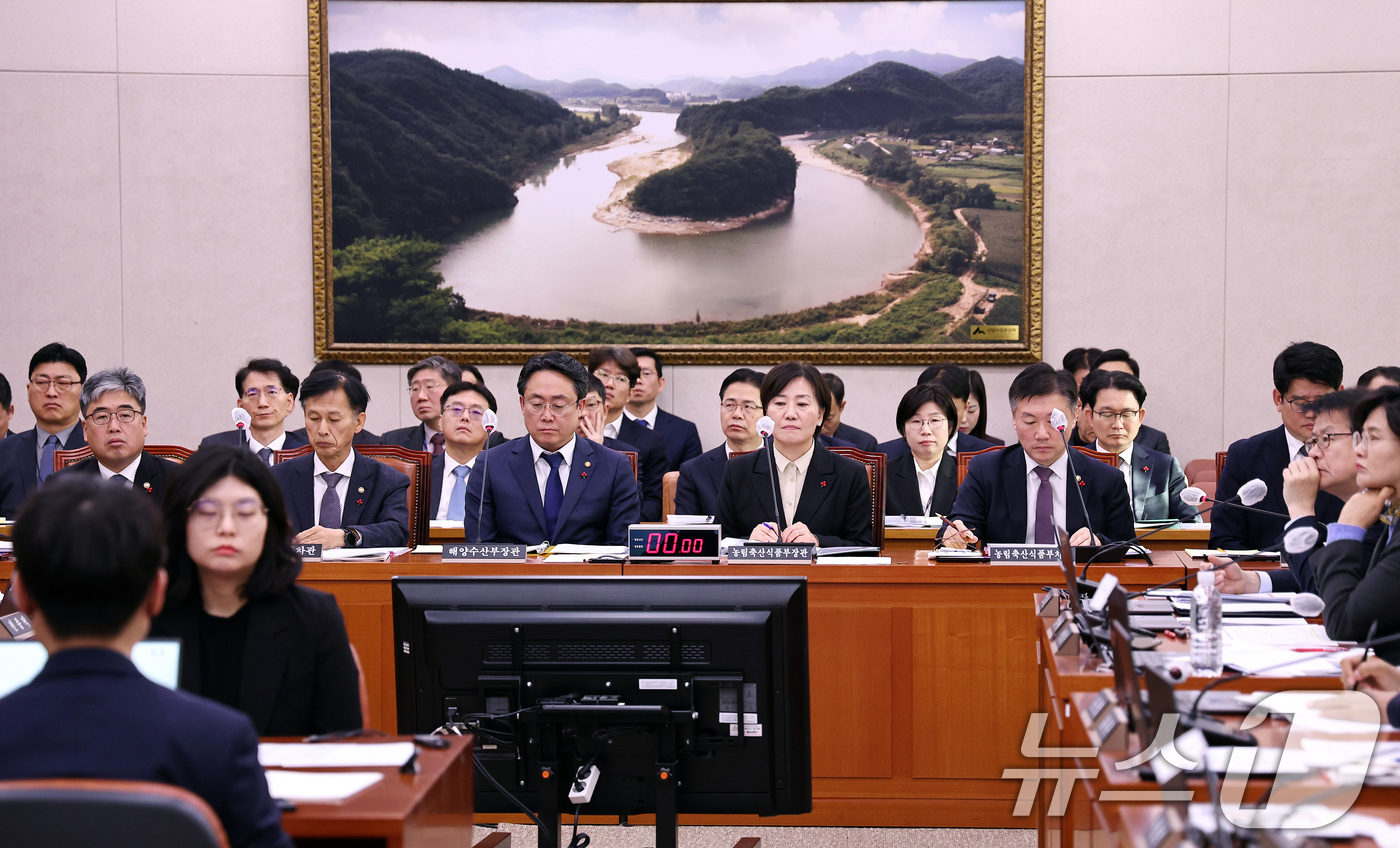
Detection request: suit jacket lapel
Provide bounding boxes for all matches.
[794,447,836,524]
[18,429,39,490]
[289,458,315,532]
[1001,449,1029,542]
[890,454,920,515]
[555,439,599,537]
[749,448,785,531]
[1369,525,1398,574]
[1064,453,1089,534]
[240,598,292,732]
[342,455,373,527]
[429,453,444,516]
[509,441,548,532]
[64,428,87,450]
[932,454,958,516]
[1131,446,1152,522]
[132,452,161,497]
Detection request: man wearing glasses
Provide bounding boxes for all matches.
[383,355,461,458]
[1210,389,1376,595]
[586,345,669,521]
[51,367,177,501]
[463,352,639,545]
[1211,341,1346,550]
[430,380,496,522]
[1080,369,1198,523]
[0,343,90,517]
[674,368,766,517]
[199,358,306,462]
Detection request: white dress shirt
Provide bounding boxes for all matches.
[435,453,477,521]
[249,430,288,454]
[945,431,960,457]
[603,416,623,440]
[1023,450,1070,544]
[529,435,576,503]
[775,442,816,527]
[312,449,355,526]
[1095,439,1136,512]
[622,406,658,430]
[915,455,944,517]
[1284,429,1308,463]
[96,455,142,487]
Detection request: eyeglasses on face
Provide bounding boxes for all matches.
[1093,410,1141,423]
[1354,430,1397,450]
[721,401,762,415]
[593,371,631,387]
[86,408,140,426]
[1305,431,1351,451]
[904,416,948,431]
[1284,394,1328,413]
[443,405,485,420]
[32,378,79,392]
[525,399,577,416]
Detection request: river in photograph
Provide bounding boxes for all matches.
[437,111,923,324]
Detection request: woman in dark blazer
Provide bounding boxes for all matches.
[152,445,361,736]
[886,382,961,518]
[715,361,873,548]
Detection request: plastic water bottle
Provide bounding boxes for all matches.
[1190,569,1223,675]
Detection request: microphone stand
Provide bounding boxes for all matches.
[1192,497,1290,521]
[758,419,783,541]
[474,412,498,545]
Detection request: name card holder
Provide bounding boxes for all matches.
[988,543,1061,563]
[1143,806,1190,848]
[1036,588,1063,618]
[1089,704,1129,751]
[723,544,815,563]
[443,543,529,561]
[1,611,34,641]
[1083,687,1117,725]
[293,544,323,559]
[1050,612,1081,656]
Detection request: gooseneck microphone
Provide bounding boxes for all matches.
[232,408,252,447]
[474,410,498,545]
[756,416,783,538]
[1051,408,1099,547]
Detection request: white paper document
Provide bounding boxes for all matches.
[264,769,383,803]
[543,544,627,562]
[666,514,714,525]
[258,741,416,768]
[1222,624,1333,645]
[316,547,411,562]
[884,515,941,529]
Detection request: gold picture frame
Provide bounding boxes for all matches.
[308,0,1044,365]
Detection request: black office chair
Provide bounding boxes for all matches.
[0,779,230,848]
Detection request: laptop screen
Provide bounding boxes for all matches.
[0,639,182,699]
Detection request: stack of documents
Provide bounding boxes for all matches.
[885,515,941,529]
[316,547,412,562]
[258,741,416,803]
[543,544,627,562]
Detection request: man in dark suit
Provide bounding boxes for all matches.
[1079,370,1197,523]
[820,372,879,451]
[52,366,177,502]
[626,348,703,470]
[877,363,995,457]
[0,476,291,848]
[429,380,496,522]
[675,368,766,517]
[286,359,382,445]
[1211,341,1345,550]
[200,357,307,463]
[944,363,1134,547]
[588,346,669,522]
[464,352,640,545]
[382,355,460,457]
[270,370,409,548]
[1072,350,1172,454]
[0,343,88,517]
[0,372,13,438]
[1210,389,1371,595]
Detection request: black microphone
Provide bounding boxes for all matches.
[473,410,498,544]
[1078,519,1195,573]
[755,416,783,540]
[1051,408,1099,548]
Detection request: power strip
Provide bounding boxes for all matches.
[569,765,600,804]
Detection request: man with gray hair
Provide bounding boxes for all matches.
[51,366,177,501]
[383,355,462,457]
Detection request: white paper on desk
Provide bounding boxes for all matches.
[428,519,460,529]
[258,741,416,768]
[413,545,444,554]
[666,514,714,525]
[1223,624,1333,645]
[317,547,411,562]
[814,556,891,565]
[1203,746,1311,775]
[544,545,626,562]
[1224,647,1341,676]
[0,541,12,553]
[264,770,383,803]
[1185,548,1278,560]
[884,515,940,529]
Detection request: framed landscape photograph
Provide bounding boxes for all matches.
[308,0,1044,364]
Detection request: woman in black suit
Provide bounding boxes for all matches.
[152,445,361,736]
[715,361,873,548]
[886,382,961,519]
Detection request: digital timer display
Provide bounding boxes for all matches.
[627,524,722,562]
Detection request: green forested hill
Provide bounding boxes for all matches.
[627,122,797,219]
[676,61,980,138]
[330,49,620,247]
[941,56,1024,114]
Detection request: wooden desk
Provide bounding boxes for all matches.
[299,549,1219,829]
[276,735,473,848]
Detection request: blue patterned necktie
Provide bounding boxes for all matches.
[447,464,469,521]
[38,434,60,484]
[542,453,565,536]
[319,472,343,529]
[637,419,650,429]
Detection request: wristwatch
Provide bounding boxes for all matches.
[343,527,362,548]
